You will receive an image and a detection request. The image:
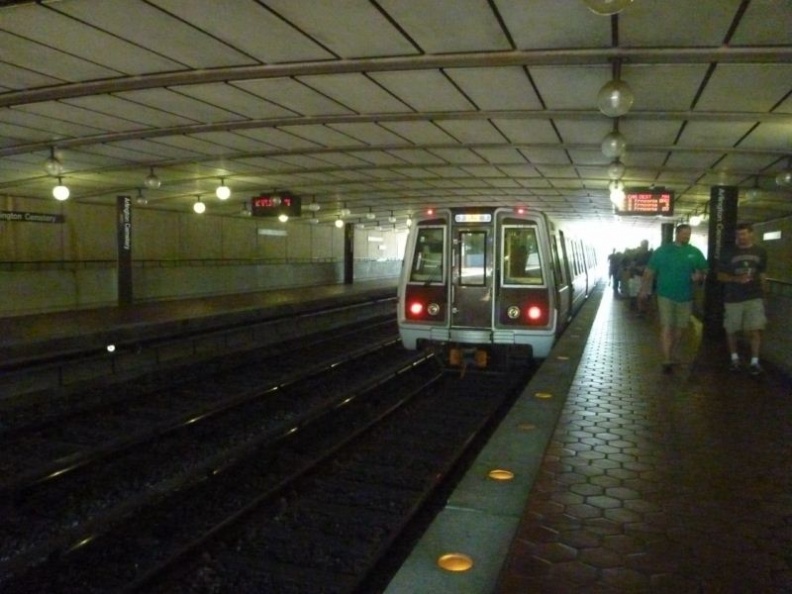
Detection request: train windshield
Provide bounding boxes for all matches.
[409,226,445,283]
[503,226,543,285]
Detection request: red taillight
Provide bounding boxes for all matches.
[409,302,424,316]
[527,306,542,321]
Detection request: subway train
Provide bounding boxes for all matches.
[397,206,600,368]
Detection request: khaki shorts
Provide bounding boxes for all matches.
[657,296,692,329]
[724,299,767,333]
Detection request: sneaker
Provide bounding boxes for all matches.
[748,363,763,376]
[729,360,741,372]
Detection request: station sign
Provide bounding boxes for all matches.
[251,193,301,217]
[0,210,64,223]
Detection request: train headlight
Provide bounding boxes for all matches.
[427,303,440,316]
[507,305,521,319]
[409,302,424,316]
[527,306,542,321]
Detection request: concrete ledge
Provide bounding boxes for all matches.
[385,286,604,594]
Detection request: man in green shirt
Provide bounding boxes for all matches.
[639,224,708,373]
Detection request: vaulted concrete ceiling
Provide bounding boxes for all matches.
[0,0,790,231]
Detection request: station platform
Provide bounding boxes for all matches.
[0,279,397,367]
[387,287,792,594]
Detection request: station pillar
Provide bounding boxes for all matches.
[661,223,674,245]
[343,222,354,284]
[702,186,738,339]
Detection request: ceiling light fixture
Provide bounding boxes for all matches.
[307,197,321,212]
[216,178,231,200]
[334,216,344,228]
[339,203,351,217]
[193,196,206,214]
[388,210,397,224]
[43,146,64,176]
[602,120,627,159]
[607,159,626,180]
[744,175,761,201]
[366,207,376,220]
[136,188,148,205]
[52,176,70,201]
[609,179,625,206]
[776,157,792,187]
[278,213,289,223]
[144,167,161,190]
[598,58,634,118]
[583,0,634,16]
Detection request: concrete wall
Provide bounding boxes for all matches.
[0,196,405,316]
[753,216,792,376]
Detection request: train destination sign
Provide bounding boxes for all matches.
[251,193,302,217]
[617,189,674,216]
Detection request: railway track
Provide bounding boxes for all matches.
[1,317,533,593]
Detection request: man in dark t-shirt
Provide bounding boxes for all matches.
[716,222,769,375]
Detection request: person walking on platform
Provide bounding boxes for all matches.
[638,224,707,374]
[716,222,768,376]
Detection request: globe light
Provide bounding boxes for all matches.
[583,0,634,15]
[52,177,70,201]
[309,217,320,224]
[366,210,376,220]
[334,217,344,228]
[307,201,321,212]
[607,160,626,180]
[193,197,206,214]
[610,187,626,206]
[406,217,413,227]
[144,167,161,189]
[340,207,351,217]
[44,147,64,176]
[776,169,792,187]
[278,213,289,223]
[597,79,635,117]
[216,179,231,200]
[602,130,627,159]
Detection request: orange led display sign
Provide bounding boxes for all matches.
[617,189,674,216]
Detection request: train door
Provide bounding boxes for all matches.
[451,223,492,330]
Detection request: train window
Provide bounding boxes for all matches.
[503,226,543,285]
[459,231,487,286]
[410,227,445,283]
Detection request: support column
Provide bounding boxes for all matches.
[116,195,133,306]
[343,222,354,285]
[702,186,738,339]
[661,223,674,245]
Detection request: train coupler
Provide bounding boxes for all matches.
[449,347,488,369]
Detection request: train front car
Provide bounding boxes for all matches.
[398,207,558,369]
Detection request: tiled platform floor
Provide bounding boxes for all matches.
[496,291,792,593]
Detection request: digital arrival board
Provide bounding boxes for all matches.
[616,189,674,216]
[250,193,301,217]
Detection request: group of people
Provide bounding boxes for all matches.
[608,240,653,308]
[634,222,769,375]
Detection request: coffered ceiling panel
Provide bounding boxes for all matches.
[0,0,789,229]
